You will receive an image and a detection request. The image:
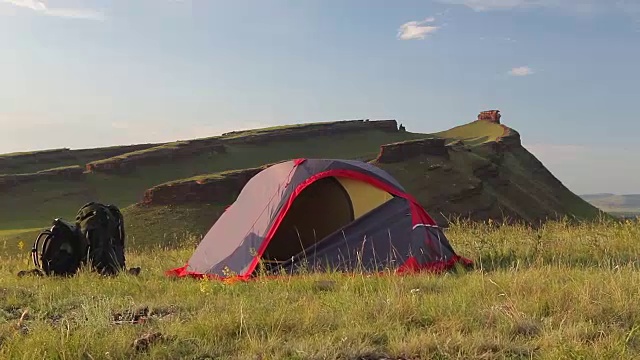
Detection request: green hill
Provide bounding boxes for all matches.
[0,114,605,251]
[0,120,414,229]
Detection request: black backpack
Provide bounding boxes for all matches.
[31,218,88,276]
[75,202,126,275]
[30,202,126,277]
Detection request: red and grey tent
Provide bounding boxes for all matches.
[166,158,472,280]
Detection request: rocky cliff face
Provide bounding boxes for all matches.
[375,138,448,163]
[141,164,273,206]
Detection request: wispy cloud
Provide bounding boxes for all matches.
[397,17,440,40]
[1,0,105,20]
[508,66,534,76]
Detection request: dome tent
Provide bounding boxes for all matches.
[166,158,472,280]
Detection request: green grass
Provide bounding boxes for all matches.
[1,218,639,359]
[0,179,96,230]
[432,120,508,145]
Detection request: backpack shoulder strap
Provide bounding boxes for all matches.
[106,204,125,245]
[31,228,52,270]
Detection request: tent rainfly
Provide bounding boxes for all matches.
[166,158,472,280]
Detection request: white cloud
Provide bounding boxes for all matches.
[397,17,440,40]
[1,0,105,20]
[3,0,44,11]
[508,66,534,76]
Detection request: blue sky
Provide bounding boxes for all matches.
[1,0,639,194]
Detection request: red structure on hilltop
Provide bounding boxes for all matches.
[478,110,501,124]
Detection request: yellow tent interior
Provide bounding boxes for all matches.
[263,176,394,262]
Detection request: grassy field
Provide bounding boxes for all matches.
[1,218,639,359]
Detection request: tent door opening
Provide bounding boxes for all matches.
[262,177,354,264]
